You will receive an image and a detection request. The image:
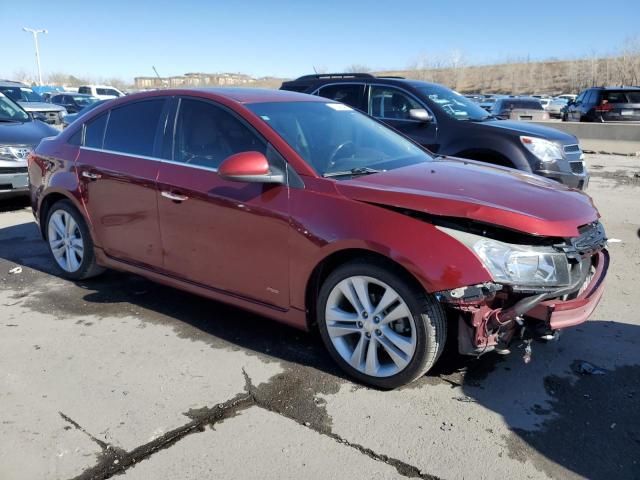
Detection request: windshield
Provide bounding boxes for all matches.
[247,101,433,177]
[0,87,44,103]
[415,84,491,121]
[0,93,30,122]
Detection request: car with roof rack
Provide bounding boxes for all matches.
[564,86,640,122]
[281,73,589,190]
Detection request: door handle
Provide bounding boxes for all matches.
[161,191,189,202]
[81,171,101,180]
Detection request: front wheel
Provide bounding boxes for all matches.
[317,261,447,389]
[46,199,104,280]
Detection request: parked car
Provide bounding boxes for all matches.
[61,99,110,128]
[538,98,551,110]
[0,92,58,198]
[78,85,125,100]
[0,80,67,125]
[281,74,587,189]
[29,88,609,388]
[548,98,569,118]
[556,94,577,102]
[564,87,640,122]
[49,93,99,114]
[492,98,550,121]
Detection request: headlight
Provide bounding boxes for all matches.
[0,145,33,162]
[520,136,563,163]
[438,227,570,288]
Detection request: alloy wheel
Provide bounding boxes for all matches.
[325,275,416,378]
[48,210,84,272]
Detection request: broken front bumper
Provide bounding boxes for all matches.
[526,250,608,329]
[444,249,609,355]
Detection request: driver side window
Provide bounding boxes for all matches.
[173,99,267,170]
[369,87,421,120]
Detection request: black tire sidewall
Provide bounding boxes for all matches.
[317,261,434,389]
[45,200,97,280]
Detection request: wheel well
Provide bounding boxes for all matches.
[455,149,514,168]
[304,249,425,331]
[39,193,71,239]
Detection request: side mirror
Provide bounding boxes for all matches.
[408,108,432,122]
[218,151,284,184]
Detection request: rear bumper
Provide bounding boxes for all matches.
[526,250,609,329]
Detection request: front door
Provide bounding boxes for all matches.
[156,97,290,309]
[368,85,439,151]
[76,98,167,268]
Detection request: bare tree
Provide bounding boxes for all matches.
[344,64,371,73]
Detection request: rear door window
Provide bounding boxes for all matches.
[316,84,366,111]
[78,87,91,95]
[103,99,166,157]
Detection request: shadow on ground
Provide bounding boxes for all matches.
[1,218,639,479]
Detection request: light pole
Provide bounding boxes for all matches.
[23,27,48,85]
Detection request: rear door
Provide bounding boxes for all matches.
[368,85,438,151]
[76,98,168,268]
[155,97,291,309]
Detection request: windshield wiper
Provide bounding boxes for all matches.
[323,167,384,178]
[468,115,496,122]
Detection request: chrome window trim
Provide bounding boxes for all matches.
[79,146,220,173]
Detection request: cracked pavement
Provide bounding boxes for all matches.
[1,154,639,480]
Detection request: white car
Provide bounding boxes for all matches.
[77,85,125,100]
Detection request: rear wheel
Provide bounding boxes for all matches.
[317,261,447,389]
[46,200,104,280]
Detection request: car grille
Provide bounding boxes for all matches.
[0,167,28,174]
[570,161,585,174]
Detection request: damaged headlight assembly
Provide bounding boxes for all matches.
[437,227,571,288]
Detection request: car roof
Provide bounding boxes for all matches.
[122,87,327,104]
[0,80,28,87]
[588,86,640,91]
[52,92,94,97]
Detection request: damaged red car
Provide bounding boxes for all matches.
[28,89,609,388]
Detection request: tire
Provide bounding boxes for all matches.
[316,260,447,389]
[45,199,104,280]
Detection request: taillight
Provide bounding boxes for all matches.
[595,102,613,112]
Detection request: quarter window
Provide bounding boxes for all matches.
[103,100,165,157]
[84,112,108,149]
[369,87,421,120]
[173,99,266,169]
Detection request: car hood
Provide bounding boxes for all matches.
[18,101,65,112]
[0,120,59,146]
[336,158,598,237]
[475,119,577,143]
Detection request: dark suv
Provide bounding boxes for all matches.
[564,87,640,122]
[281,74,589,189]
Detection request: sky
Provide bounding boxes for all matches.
[1,0,639,82]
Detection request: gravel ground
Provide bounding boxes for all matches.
[0,153,638,480]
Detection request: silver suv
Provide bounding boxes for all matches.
[0,80,67,125]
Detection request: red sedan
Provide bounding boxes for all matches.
[28,88,608,388]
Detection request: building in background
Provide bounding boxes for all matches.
[134,72,255,89]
